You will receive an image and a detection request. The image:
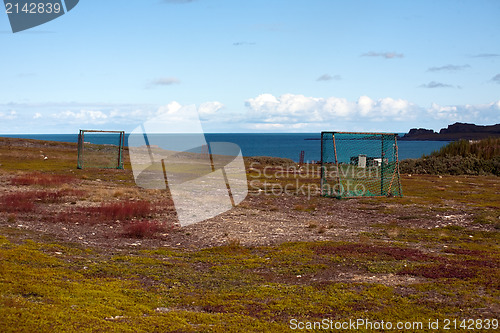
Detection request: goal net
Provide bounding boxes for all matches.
[321,131,402,198]
[77,130,125,169]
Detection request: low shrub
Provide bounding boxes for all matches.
[0,189,87,214]
[93,200,152,220]
[400,138,500,176]
[0,192,36,213]
[49,200,155,224]
[122,220,168,238]
[431,137,500,160]
[7,214,16,223]
[245,156,296,167]
[400,155,500,176]
[11,172,75,187]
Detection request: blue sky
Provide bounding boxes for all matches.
[0,0,499,133]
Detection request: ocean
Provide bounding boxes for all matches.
[0,133,450,162]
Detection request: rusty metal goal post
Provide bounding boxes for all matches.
[321,131,402,198]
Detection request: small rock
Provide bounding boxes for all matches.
[155,307,170,313]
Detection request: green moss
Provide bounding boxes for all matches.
[1,232,499,332]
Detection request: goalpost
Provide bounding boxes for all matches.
[321,131,403,198]
[77,130,125,169]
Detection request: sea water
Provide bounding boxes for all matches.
[0,133,450,162]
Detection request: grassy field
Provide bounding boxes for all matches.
[0,137,498,332]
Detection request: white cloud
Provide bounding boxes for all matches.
[323,97,352,117]
[378,97,414,119]
[428,103,458,120]
[0,110,17,120]
[427,101,500,123]
[316,74,341,81]
[244,93,417,124]
[1,97,498,134]
[148,77,181,88]
[157,101,183,115]
[233,41,256,46]
[242,93,500,130]
[427,64,470,72]
[361,52,404,59]
[357,96,374,116]
[245,93,279,114]
[152,101,226,126]
[419,81,454,89]
[248,123,286,130]
[472,53,500,58]
[198,101,224,116]
[52,110,108,124]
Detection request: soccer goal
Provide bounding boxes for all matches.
[321,131,402,198]
[77,130,125,169]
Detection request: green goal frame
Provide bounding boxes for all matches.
[77,130,125,169]
[321,131,403,198]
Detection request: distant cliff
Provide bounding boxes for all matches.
[400,122,500,141]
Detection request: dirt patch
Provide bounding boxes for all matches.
[0,173,491,253]
[0,138,497,253]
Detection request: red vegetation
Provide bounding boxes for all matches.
[50,208,82,224]
[0,189,86,215]
[0,189,87,211]
[0,192,36,213]
[1,191,66,213]
[11,172,75,187]
[93,200,152,220]
[47,200,155,225]
[122,220,170,238]
[34,191,66,203]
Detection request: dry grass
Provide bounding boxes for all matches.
[122,220,170,238]
[94,200,152,220]
[10,172,75,187]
